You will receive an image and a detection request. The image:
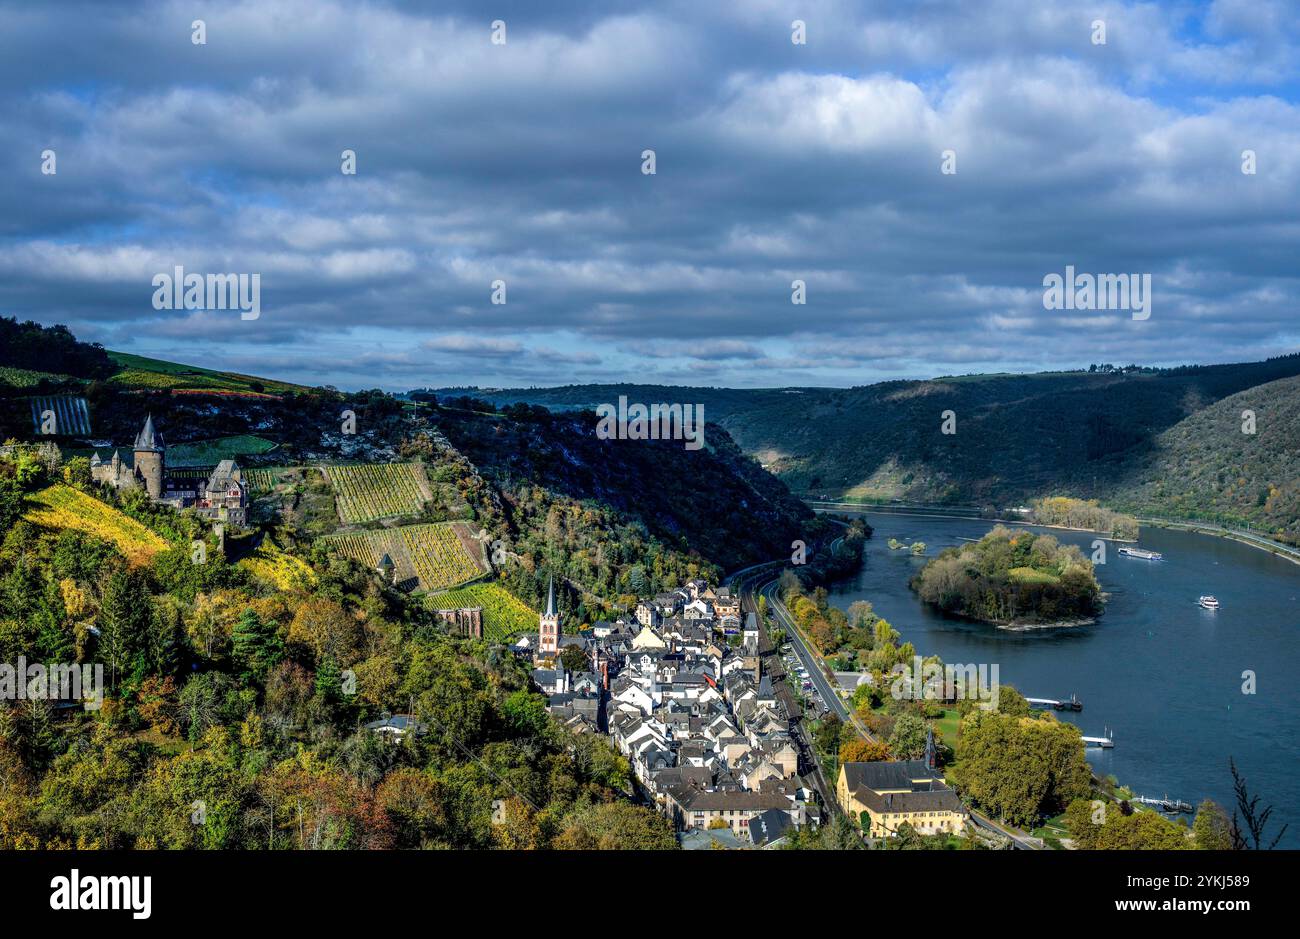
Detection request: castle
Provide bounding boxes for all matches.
[90,415,248,526]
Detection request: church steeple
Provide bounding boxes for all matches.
[538,574,561,659]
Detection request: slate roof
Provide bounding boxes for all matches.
[134,414,163,452]
[363,714,426,734]
[680,829,751,850]
[840,760,940,793]
[851,786,966,816]
[668,787,792,813]
[748,808,794,846]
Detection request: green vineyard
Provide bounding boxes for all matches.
[324,463,431,524]
[322,522,485,591]
[426,582,537,641]
[244,465,302,495]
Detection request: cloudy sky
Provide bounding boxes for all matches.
[2,0,1298,390]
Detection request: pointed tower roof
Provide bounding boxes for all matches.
[377,553,394,570]
[134,414,163,452]
[545,574,557,617]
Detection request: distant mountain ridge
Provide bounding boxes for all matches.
[439,354,1300,543]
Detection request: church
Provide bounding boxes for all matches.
[90,414,249,526]
[539,574,562,658]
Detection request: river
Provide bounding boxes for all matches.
[825,510,1300,846]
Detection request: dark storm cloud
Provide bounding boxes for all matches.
[0,0,1296,389]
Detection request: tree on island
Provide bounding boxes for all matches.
[910,526,1102,625]
[1064,799,1191,849]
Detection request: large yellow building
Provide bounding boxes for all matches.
[837,760,968,838]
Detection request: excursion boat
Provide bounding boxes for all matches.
[1118,546,1163,560]
[1198,595,1220,610]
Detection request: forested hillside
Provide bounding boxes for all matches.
[0,438,682,849]
[1100,375,1300,543]
[0,329,825,851]
[452,355,1300,540]
[428,401,815,622]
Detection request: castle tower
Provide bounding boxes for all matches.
[133,414,165,500]
[539,574,561,658]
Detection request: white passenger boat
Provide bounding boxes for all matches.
[1118,546,1163,560]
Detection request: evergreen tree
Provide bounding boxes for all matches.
[97,566,153,688]
[231,609,284,683]
[315,655,342,703]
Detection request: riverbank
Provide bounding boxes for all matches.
[820,509,1300,848]
[808,500,1300,564]
[808,500,1136,540]
[997,615,1097,632]
[1136,516,1300,566]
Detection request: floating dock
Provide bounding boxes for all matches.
[1027,694,1083,712]
[1082,728,1115,748]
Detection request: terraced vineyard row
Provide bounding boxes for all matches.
[324,463,431,524]
[400,524,483,589]
[244,466,300,495]
[322,522,485,591]
[426,582,537,641]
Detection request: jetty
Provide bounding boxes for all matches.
[1082,728,1115,748]
[1026,693,1083,712]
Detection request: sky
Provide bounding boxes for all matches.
[1,0,1298,391]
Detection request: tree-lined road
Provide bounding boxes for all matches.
[734,563,1041,850]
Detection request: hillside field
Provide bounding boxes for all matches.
[107,351,307,396]
[426,582,537,641]
[24,485,168,565]
[168,435,280,467]
[238,541,318,591]
[323,462,433,524]
[322,522,486,591]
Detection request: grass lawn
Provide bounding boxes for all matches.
[1032,811,1070,841]
[934,707,961,743]
[168,434,279,466]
